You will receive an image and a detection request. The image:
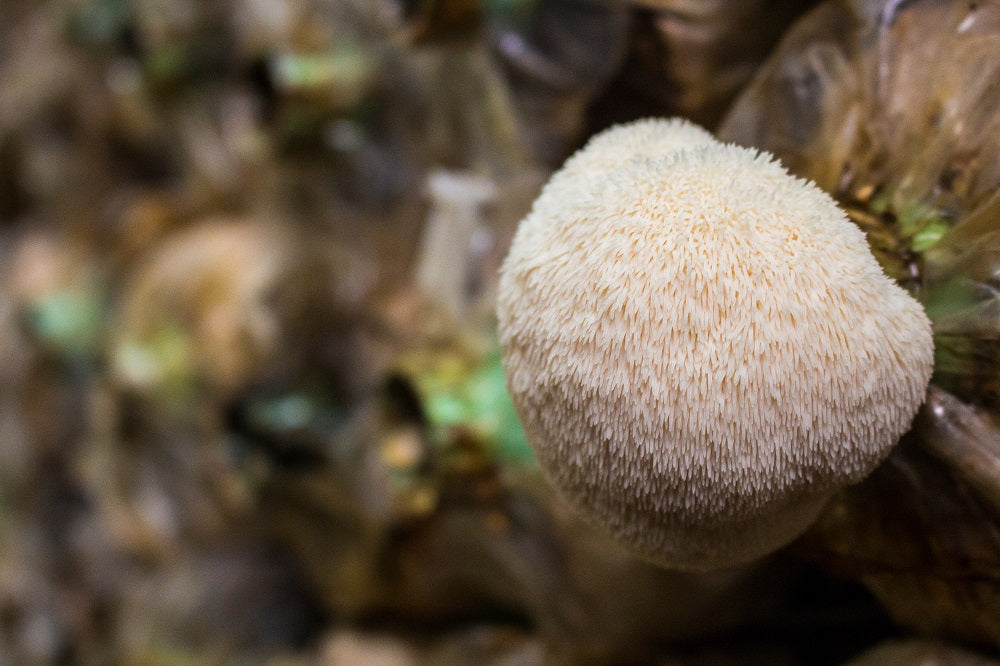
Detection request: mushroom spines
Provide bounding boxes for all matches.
[498,120,934,571]
[559,117,716,177]
[527,118,718,218]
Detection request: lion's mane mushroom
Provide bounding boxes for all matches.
[497,120,934,571]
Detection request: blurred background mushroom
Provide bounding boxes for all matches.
[0,0,998,663]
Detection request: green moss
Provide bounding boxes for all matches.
[29,286,105,359]
[405,347,535,465]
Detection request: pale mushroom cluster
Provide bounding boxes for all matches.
[497,118,935,571]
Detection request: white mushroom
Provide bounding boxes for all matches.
[497,120,934,570]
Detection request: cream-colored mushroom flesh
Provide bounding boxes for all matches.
[497,120,934,571]
[548,117,716,191]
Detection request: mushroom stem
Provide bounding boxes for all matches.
[413,168,497,319]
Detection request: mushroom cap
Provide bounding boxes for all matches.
[497,130,934,570]
[519,118,718,255]
[551,117,716,187]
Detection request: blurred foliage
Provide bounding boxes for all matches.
[5,0,998,663]
[399,345,534,465]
